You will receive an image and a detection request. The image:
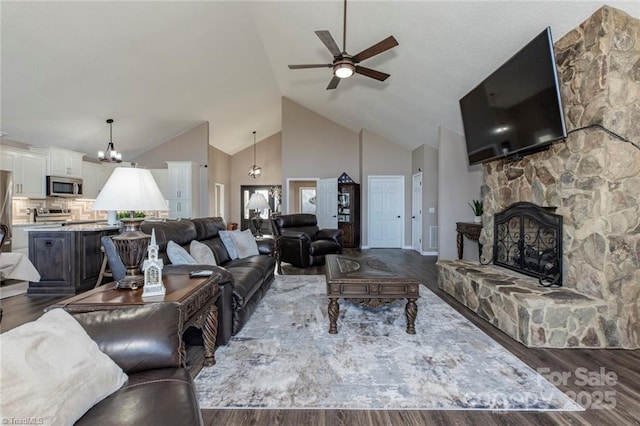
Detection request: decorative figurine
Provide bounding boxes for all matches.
[142,229,165,297]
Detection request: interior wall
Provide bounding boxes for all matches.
[281,97,359,211]
[131,122,209,169]
[229,131,282,225]
[360,128,412,247]
[437,126,483,260]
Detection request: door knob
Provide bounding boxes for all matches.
[397,215,401,218]
[412,216,416,219]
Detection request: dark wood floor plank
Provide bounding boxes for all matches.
[2,248,638,425]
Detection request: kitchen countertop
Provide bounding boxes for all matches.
[23,223,121,232]
[13,220,112,227]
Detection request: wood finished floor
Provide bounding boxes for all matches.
[1,248,638,426]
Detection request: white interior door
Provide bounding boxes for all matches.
[368,176,404,248]
[412,172,423,252]
[316,177,338,229]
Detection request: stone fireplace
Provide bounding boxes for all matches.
[438,6,639,349]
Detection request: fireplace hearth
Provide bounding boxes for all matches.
[493,202,562,287]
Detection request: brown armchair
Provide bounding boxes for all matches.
[271,214,343,272]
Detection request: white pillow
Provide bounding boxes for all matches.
[167,240,197,265]
[190,240,217,265]
[229,229,260,259]
[218,230,239,260]
[0,309,128,425]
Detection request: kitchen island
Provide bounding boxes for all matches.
[26,223,120,295]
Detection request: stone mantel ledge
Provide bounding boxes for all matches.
[435,260,628,349]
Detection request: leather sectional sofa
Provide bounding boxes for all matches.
[140,217,275,346]
[75,303,203,425]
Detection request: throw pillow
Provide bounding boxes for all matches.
[190,240,217,266]
[167,240,197,265]
[218,230,239,260]
[0,309,128,425]
[229,229,260,259]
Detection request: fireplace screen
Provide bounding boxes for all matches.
[493,202,562,286]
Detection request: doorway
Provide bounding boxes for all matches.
[214,183,224,219]
[368,176,404,248]
[240,185,279,235]
[412,172,422,253]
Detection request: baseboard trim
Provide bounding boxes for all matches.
[422,251,438,256]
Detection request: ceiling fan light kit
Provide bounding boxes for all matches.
[288,0,398,90]
[334,60,355,79]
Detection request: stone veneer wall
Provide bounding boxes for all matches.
[478,6,639,348]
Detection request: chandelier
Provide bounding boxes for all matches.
[98,119,122,163]
[248,130,262,178]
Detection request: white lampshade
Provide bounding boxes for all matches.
[246,193,269,210]
[91,167,168,212]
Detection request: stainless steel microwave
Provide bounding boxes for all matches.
[46,176,83,197]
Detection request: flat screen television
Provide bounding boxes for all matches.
[459,27,567,165]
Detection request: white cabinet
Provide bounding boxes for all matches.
[29,146,84,178]
[0,147,47,198]
[81,161,115,199]
[166,161,199,219]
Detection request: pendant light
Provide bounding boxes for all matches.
[98,119,123,163]
[248,131,262,178]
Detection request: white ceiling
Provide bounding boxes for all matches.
[2,1,638,160]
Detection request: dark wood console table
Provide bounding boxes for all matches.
[456,222,483,261]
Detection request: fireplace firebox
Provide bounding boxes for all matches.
[493,202,562,286]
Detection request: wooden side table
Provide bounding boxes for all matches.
[456,222,483,261]
[49,273,220,366]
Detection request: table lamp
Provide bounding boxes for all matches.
[246,193,270,238]
[91,166,169,289]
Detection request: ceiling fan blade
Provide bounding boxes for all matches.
[326,76,341,90]
[352,36,398,63]
[289,64,332,69]
[355,66,390,81]
[315,30,342,57]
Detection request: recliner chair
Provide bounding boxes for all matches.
[271,214,343,272]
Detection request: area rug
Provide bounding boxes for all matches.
[195,275,582,411]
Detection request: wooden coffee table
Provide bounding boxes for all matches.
[49,272,220,366]
[325,254,420,334]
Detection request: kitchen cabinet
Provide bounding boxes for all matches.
[11,224,61,256]
[166,161,199,219]
[27,225,119,295]
[0,147,47,198]
[29,146,84,178]
[81,161,115,199]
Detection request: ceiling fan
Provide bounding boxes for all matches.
[288,0,398,90]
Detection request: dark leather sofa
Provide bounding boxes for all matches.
[271,214,343,270]
[74,303,203,425]
[141,217,275,346]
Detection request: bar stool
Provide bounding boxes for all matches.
[95,245,113,287]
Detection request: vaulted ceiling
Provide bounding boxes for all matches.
[2,1,638,160]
